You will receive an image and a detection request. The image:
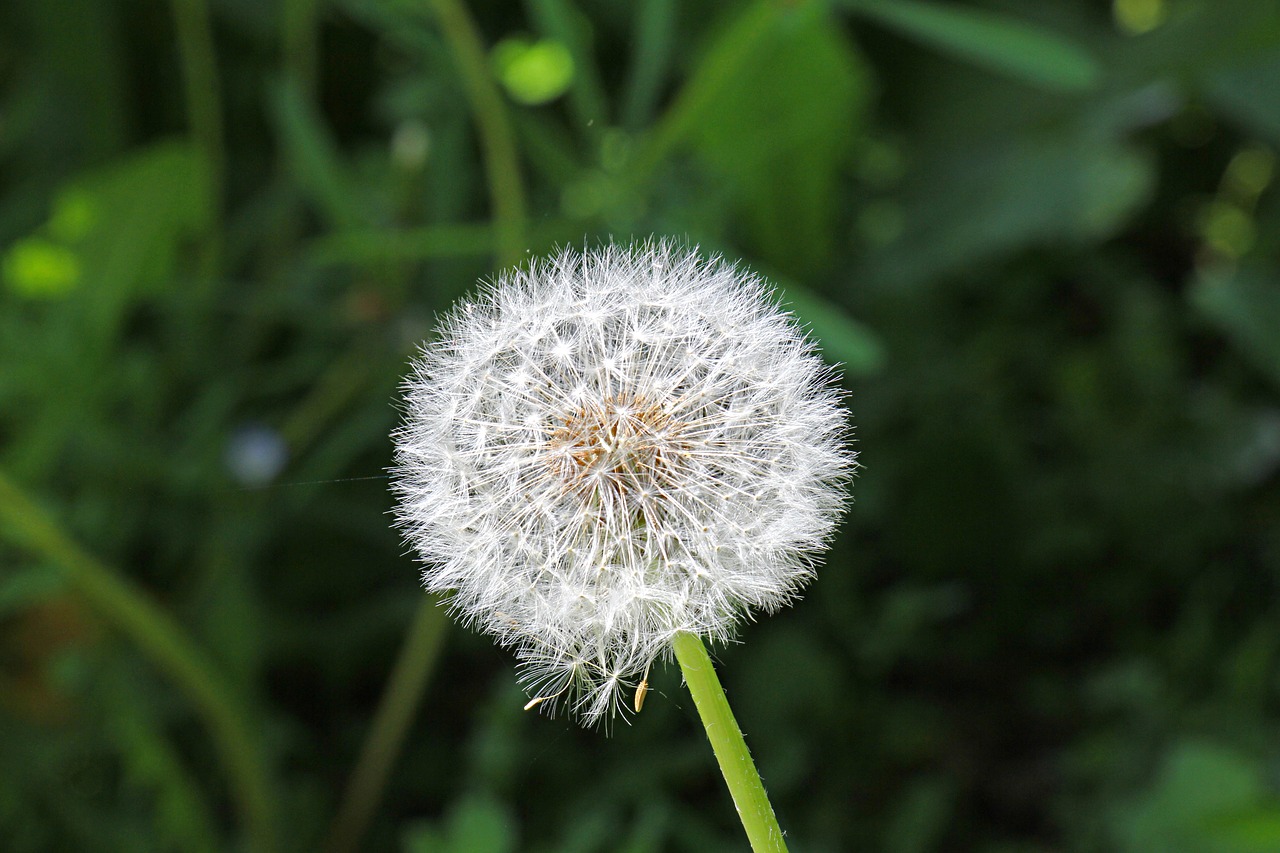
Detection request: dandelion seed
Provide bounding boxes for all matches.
[634,664,651,713]
[391,241,853,725]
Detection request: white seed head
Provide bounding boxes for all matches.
[392,242,854,724]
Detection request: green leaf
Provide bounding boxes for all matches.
[688,3,872,272]
[491,38,575,106]
[1116,741,1279,853]
[846,0,1101,92]
[2,237,81,298]
[783,284,886,376]
[308,220,575,267]
[404,794,517,853]
[1191,266,1280,390]
[620,0,676,130]
[1209,807,1280,850]
[0,564,64,616]
[635,0,779,177]
[448,795,517,853]
[401,821,447,853]
[106,667,220,853]
[1206,54,1280,144]
[69,140,213,302]
[860,131,1155,285]
[0,141,212,475]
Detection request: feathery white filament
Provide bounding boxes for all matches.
[392,242,853,724]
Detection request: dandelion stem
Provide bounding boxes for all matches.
[672,631,788,853]
[325,596,449,853]
[0,471,276,853]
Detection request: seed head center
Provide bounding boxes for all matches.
[548,394,685,505]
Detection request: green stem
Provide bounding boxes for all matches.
[169,0,225,271]
[325,596,450,853]
[0,471,276,853]
[427,0,528,268]
[672,632,788,853]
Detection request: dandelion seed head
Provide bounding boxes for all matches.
[392,241,853,724]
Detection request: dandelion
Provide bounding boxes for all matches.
[392,242,853,729]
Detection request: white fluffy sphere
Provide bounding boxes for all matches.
[392,242,853,723]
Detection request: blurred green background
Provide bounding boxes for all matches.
[4,0,1280,850]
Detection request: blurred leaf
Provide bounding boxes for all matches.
[884,776,956,853]
[845,0,1101,92]
[634,0,778,176]
[68,140,212,303]
[783,283,886,376]
[309,223,500,266]
[1116,741,1280,853]
[402,794,517,853]
[401,821,446,853]
[862,131,1155,285]
[107,668,220,853]
[192,531,266,688]
[512,111,587,185]
[1191,266,1280,389]
[689,3,871,272]
[0,564,64,616]
[26,0,128,157]
[491,38,575,106]
[617,800,670,853]
[450,795,518,853]
[1210,808,1280,850]
[620,0,676,130]
[2,237,80,298]
[0,141,211,475]
[1121,0,1280,88]
[47,189,96,243]
[1206,54,1280,144]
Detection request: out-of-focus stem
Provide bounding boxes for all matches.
[428,0,527,268]
[325,596,450,853]
[0,471,276,853]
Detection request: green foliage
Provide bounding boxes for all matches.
[402,794,518,853]
[1192,265,1280,389]
[492,38,576,106]
[687,2,871,271]
[844,0,1101,92]
[1115,741,1280,853]
[2,0,1280,850]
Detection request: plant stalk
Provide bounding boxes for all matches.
[672,631,787,853]
[0,471,276,853]
[325,596,449,853]
[427,0,527,268]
